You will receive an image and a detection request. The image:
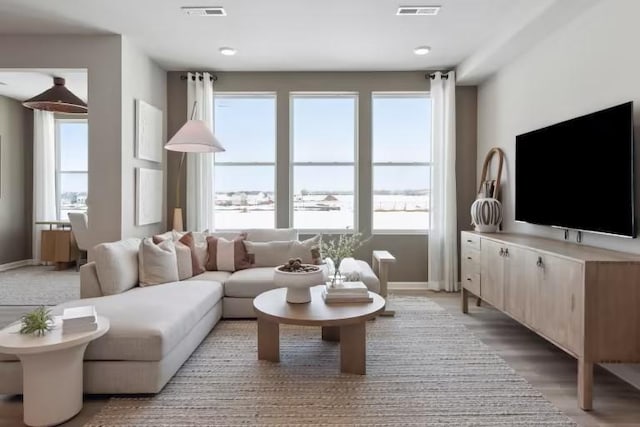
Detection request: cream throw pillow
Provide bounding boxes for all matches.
[138,238,179,286]
[244,241,293,267]
[95,238,142,296]
[244,235,321,267]
[289,235,322,264]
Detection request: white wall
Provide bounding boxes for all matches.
[477,0,640,388]
[120,37,167,238]
[0,35,123,252]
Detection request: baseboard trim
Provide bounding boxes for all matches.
[389,281,429,291]
[0,259,36,272]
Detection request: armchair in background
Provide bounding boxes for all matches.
[68,212,89,271]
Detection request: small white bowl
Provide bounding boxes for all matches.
[274,265,324,303]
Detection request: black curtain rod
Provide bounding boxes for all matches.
[425,72,450,80]
[180,74,218,82]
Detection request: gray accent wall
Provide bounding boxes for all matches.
[120,37,167,239]
[167,72,477,282]
[0,95,31,264]
[476,0,640,389]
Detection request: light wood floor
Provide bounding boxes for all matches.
[2,292,640,426]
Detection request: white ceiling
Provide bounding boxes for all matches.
[0,0,549,73]
[0,69,87,102]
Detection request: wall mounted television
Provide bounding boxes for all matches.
[515,101,635,238]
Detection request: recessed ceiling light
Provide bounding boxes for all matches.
[181,6,226,16]
[397,6,441,16]
[219,47,237,56]
[414,46,431,55]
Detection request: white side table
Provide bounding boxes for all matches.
[0,316,109,426]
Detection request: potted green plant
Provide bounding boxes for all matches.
[320,231,368,287]
[19,306,54,336]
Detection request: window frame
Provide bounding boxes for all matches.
[289,92,359,233]
[213,92,278,230]
[371,91,431,235]
[54,118,88,221]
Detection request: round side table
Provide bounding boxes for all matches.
[0,315,109,426]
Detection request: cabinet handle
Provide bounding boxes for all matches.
[536,256,544,268]
[467,256,472,260]
[504,248,509,257]
[467,239,473,243]
[499,248,504,256]
[466,277,472,281]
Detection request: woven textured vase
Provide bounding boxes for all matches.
[471,197,503,233]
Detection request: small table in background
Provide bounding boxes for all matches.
[0,316,109,426]
[36,221,77,270]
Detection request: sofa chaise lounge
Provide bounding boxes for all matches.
[0,229,383,394]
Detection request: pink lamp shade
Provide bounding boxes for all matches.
[164,119,225,153]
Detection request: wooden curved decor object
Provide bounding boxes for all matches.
[477,147,505,200]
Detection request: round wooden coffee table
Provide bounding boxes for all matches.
[0,316,109,426]
[253,286,385,374]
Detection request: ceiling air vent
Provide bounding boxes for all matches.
[397,6,441,16]
[181,6,227,16]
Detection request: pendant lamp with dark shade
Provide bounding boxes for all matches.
[165,101,225,231]
[22,77,88,114]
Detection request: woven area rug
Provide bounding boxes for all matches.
[0,266,79,306]
[86,297,575,426]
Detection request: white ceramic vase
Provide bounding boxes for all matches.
[471,197,503,233]
[274,265,325,303]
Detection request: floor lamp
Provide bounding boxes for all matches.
[165,102,225,231]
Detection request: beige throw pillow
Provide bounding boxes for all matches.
[138,238,179,287]
[244,240,293,267]
[95,238,142,296]
[244,235,321,267]
[152,231,193,280]
[289,235,322,264]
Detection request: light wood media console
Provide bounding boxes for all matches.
[461,231,640,410]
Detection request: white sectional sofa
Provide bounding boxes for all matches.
[0,229,381,395]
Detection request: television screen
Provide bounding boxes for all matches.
[515,102,635,237]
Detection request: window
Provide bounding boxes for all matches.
[213,93,276,229]
[372,93,431,232]
[55,119,88,220]
[291,94,357,230]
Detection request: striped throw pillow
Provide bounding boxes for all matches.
[205,233,251,272]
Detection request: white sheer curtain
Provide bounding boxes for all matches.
[32,110,57,262]
[186,72,216,231]
[428,71,458,292]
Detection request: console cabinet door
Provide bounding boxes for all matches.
[480,239,505,310]
[504,245,538,324]
[531,254,584,354]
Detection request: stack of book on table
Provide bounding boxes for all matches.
[62,305,98,335]
[322,281,373,304]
